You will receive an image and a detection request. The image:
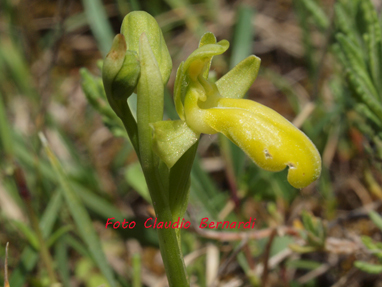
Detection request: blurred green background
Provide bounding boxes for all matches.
[1,0,382,286]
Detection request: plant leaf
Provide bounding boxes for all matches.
[355,261,382,274]
[369,211,382,231]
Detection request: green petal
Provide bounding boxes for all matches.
[183,40,229,79]
[152,120,199,168]
[216,55,261,99]
[198,32,217,79]
[173,33,223,120]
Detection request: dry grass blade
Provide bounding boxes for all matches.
[206,243,219,287]
[4,242,9,287]
[297,263,332,284]
[195,226,300,241]
[261,229,277,287]
[292,102,316,128]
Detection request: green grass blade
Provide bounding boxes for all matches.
[13,136,134,224]
[11,220,39,250]
[55,239,71,287]
[0,41,37,99]
[125,162,151,203]
[81,0,114,56]
[230,5,254,69]
[0,91,13,157]
[76,185,127,222]
[46,226,73,247]
[64,235,91,257]
[163,0,205,36]
[10,190,63,287]
[39,133,117,287]
[132,253,142,287]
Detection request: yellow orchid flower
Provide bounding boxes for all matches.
[152,32,321,188]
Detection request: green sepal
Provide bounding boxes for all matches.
[151,120,199,168]
[137,32,165,170]
[112,50,140,100]
[216,55,261,99]
[121,11,172,85]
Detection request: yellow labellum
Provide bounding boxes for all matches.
[199,98,322,188]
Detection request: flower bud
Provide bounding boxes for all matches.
[102,34,140,101]
[121,11,172,84]
[112,50,140,99]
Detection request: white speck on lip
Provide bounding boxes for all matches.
[264,149,272,159]
[288,163,296,169]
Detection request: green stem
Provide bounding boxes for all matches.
[119,104,139,155]
[136,33,189,286]
[144,169,189,286]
